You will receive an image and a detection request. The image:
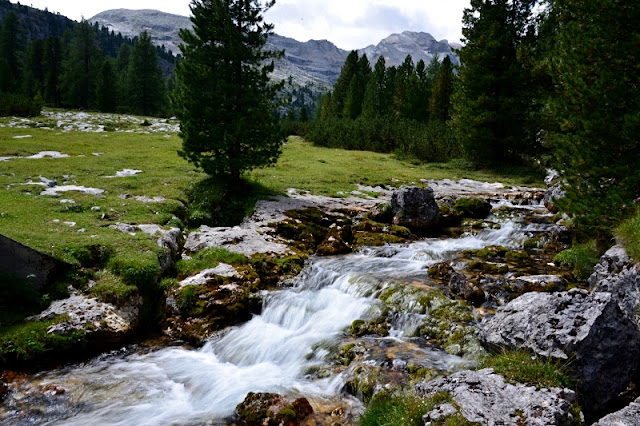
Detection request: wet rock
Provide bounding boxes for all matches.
[543,170,566,214]
[316,225,353,256]
[513,275,565,292]
[391,186,439,233]
[481,289,640,412]
[428,262,454,281]
[589,245,640,328]
[447,273,485,306]
[235,392,313,425]
[592,396,640,425]
[451,197,492,219]
[416,368,579,425]
[368,202,394,223]
[0,380,8,401]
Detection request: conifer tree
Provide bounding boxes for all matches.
[115,43,131,109]
[0,11,23,93]
[173,0,285,183]
[362,56,388,118]
[127,31,164,115]
[450,0,536,166]
[95,59,117,112]
[429,56,454,122]
[548,0,640,232]
[330,50,359,118]
[43,36,62,106]
[61,21,102,109]
[22,39,44,98]
[343,54,371,119]
[393,55,415,119]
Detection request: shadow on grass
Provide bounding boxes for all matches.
[186,176,279,228]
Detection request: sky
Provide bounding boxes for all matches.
[11,0,470,50]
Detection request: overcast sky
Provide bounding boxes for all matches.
[12,0,469,49]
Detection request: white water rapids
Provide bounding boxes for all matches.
[9,209,543,425]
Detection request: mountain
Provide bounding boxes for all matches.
[0,0,75,40]
[89,9,459,87]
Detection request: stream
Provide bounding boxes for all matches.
[1,201,552,425]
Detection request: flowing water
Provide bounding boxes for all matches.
[1,204,548,425]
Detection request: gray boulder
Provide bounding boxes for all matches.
[481,289,640,411]
[391,186,439,233]
[416,368,579,425]
[589,245,640,328]
[593,396,640,425]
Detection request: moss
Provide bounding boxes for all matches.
[505,250,530,262]
[354,231,406,247]
[108,250,161,291]
[176,247,248,279]
[88,270,139,306]
[453,197,492,219]
[467,260,509,274]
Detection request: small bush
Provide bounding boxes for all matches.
[553,242,601,280]
[616,209,640,262]
[0,93,42,117]
[479,349,576,389]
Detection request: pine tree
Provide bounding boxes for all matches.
[127,31,165,115]
[343,54,371,119]
[22,39,45,98]
[95,58,117,112]
[548,0,640,232]
[61,21,102,109]
[392,55,415,119]
[362,56,388,118]
[450,0,537,166]
[173,0,285,183]
[115,43,131,109]
[0,11,23,94]
[330,50,359,118]
[429,56,454,122]
[43,36,62,106]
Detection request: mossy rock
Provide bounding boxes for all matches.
[354,231,405,247]
[344,365,380,403]
[467,260,509,274]
[505,250,530,262]
[337,342,366,366]
[453,197,492,219]
[463,245,509,259]
[428,262,454,281]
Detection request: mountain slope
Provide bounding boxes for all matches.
[89,9,459,86]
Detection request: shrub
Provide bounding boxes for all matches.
[553,242,601,280]
[0,93,42,117]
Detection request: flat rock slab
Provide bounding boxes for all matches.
[416,368,578,425]
[185,225,289,256]
[481,289,640,411]
[30,292,140,337]
[593,396,640,425]
[179,263,239,287]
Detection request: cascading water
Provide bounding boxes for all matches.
[1,208,545,425]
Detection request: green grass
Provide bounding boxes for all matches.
[176,247,248,279]
[251,136,544,197]
[479,349,576,389]
[616,208,640,262]
[553,242,601,280]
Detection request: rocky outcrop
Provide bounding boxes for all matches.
[593,396,640,425]
[481,289,640,411]
[391,186,439,233]
[543,170,566,213]
[29,290,141,341]
[416,369,579,425]
[235,392,313,426]
[589,245,640,327]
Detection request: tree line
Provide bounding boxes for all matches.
[0,11,172,117]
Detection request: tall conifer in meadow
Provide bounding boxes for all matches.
[173,0,285,184]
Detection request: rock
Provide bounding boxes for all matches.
[589,245,640,328]
[391,186,439,233]
[416,368,578,425]
[109,222,137,234]
[593,396,640,425]
[179,263,239,287]
[452,197,492,219]
[316,225,353,256]
[513,275,565,292]
[545,169,561,187]
[368,203,394,223]
[543,183,566,213]
[481,289,640,411]
[185,225,289,256]
[0,381,8,401]
[235,392,313,425]
[448,273,485,306]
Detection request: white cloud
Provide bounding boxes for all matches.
[10,0,469,49]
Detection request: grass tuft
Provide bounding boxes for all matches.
[553,242,601,280]
[616,209,640,262]
[176,247,248,279]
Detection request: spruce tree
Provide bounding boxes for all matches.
[61,21,102,109]
[0,11,23,94]
[95,59,117,112]
[22,39,45,98]
[429,56,454,122]
[450,0,537,166]
[362,56,388,118]
[43,36,62,106]
[173,0,285,183]
[127,31,164,116]
[330,50,359,118]
[548,0,640,232]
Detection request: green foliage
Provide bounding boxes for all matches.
[451,0,539,166]
[0,273,42,324]
[176,247,247,279]
[359,391,461,426]
[0,92,42,116]
[616,209,640,262]
[0,315,86,363]
[174,0,286,183]
[548,0,640,234]
[60,20,102,109]
[429,56,454,122]
[108,251,161,291]
[88,270,139,305]
[95,59,117,113]
[553,242,601,280]
[126,31,165,116]
[479,349,576,389]
[0,11,24,94]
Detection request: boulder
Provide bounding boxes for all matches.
[448,272,485,306]
[416,368,579,425]
[481,289,640,411]
[235,392,313,425]
[368,203,394,223]
[391,186,439,233]
[589,245,640,329]
[592,396,640,425]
